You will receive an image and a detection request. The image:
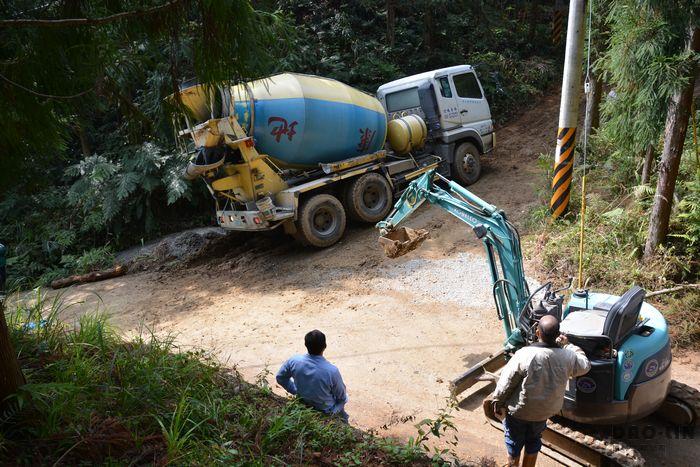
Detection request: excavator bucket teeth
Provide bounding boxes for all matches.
[378,227,429,258]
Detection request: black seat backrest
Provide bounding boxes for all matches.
[603,286,645,347]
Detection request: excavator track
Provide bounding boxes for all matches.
[481,380,700,466]
[483,399,644,466]
[544,420,645,466]
[659,379,700,426]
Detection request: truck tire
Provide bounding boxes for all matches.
[294,194,347,248]
[344,172,393,223]
[452,142,481,186]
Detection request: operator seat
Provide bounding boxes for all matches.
[560,286,646,349]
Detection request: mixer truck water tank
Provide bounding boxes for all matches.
[386,114,427,154]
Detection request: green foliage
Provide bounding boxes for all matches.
[66,142,192,236]
[470,52,557,121]
[528,173,696,294]
[597,0,699,154]
[2,291,460,465]
[0,1,286,189]
[276,0,560,118]
[1,0,562,287]
[0,0,288,286]
[670,177,700,259]
[661,291,700,349]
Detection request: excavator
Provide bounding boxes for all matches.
[376,169,700,466]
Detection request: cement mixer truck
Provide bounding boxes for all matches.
[175,66,494,247]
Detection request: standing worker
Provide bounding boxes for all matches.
[276,330,349,422]
[492,315,590,466]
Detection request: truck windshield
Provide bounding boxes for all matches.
[386,87,420,112]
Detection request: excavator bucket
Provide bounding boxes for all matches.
[378,227,429,258]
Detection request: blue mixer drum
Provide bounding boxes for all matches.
[222,73,387,166]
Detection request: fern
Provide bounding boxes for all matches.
[117,172,140,201]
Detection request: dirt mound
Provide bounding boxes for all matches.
[116,227,235,272]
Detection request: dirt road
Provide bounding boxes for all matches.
[54,92,700,465]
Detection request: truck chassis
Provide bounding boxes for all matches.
[181,114,442,246]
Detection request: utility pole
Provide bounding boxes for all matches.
[550,0,587,218]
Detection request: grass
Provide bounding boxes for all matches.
[0,290,479,466]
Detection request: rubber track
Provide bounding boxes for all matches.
[546,420,645,466]
[668,379,700,425]
[544,379,700,466]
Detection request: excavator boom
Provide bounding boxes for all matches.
[377,169,530,345]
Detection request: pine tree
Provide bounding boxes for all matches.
[599,0,699,257]
[644,25,699,259]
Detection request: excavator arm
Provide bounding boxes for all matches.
[377,169,530,348]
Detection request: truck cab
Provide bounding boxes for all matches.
[376,65,495,185]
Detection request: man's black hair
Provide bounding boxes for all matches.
[305,330,327,355]
[538,315,560,346]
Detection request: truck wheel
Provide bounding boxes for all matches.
[344,173,393,223]
[452,142,482,186]
[294,194,346,248]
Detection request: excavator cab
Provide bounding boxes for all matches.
[561,286,645,351]
[557,286,676,424]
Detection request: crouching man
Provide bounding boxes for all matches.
[276,330,349,422]
[492,315,590,467]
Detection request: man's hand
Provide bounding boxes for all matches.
[492,401,507,421]
[556,333,569,347]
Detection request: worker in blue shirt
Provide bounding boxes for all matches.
[276,330,349,422]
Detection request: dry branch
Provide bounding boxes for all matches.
[0,1,184,29]
[647,283,700,298]
[51,265,127,289]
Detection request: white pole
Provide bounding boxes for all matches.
[551,0,587,218]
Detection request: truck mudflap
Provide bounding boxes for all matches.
[217,209,293,231]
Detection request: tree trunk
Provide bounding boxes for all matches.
[0,300,25,408]
[584,74,603,136]
[644,26,699,260]
[386,0,396,48]
[75,122,91,157]
[641,144,655,185]
[423,8,433,56]
[527,2,540,44]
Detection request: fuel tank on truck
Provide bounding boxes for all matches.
[179,73,388,167]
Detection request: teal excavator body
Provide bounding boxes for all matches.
[377,169,684,426]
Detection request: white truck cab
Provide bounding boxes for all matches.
[377,65,495,185]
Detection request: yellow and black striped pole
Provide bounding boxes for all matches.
[551,0,586,218]
[551,127,576,217]
[552,9,564,46]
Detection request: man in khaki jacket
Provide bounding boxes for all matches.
[492,315,590,467]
